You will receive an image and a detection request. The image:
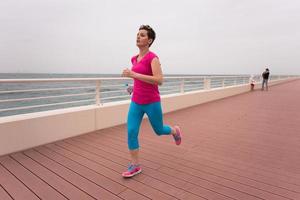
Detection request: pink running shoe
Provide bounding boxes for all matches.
[122,164,142,178]
[172,126,182,145]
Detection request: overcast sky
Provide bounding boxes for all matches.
[0,0,299,75]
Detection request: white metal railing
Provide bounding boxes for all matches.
[0,75,295,117]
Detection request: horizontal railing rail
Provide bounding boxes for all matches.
[0,75,296,117]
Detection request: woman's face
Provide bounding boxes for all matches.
[136,29,151,47]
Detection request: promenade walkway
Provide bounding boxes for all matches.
[1,80,300,200]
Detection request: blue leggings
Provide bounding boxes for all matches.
[127,101,172,150]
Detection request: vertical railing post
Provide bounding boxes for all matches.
[180,79,185,93]
[95,80,101,106]
[222,78,225,87]
[204,77,211,90]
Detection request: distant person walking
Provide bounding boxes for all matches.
[261,68,270,91]
[121,25,182,178]
[250,75,255,91]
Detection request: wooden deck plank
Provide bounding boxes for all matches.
[118,189,150,200]
[95,134,297,200]
[34,146,149,200]
[0,158,39,200]
[63,138,220,200]
[0,155,67,200]
[45,143,177,200]
[77,132,290,198]
[0,185,13,200]
[34,146,126,194]
[73,133,257,200]
[57,140,202,200]
[23,149,122,200]
[103,130,300,191]
[78,132,300,199]
[10,152,94,200]
[75,134,163,170]
[85,128,300,188]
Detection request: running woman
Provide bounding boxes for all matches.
[121,25,182,178]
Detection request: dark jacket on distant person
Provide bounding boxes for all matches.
[262,71,270,79]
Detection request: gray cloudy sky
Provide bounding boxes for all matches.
[0,0,300,75]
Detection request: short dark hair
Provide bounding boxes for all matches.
[139,25,156,47]
[266,68,269,71]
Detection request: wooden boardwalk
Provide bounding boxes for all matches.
[1,80,300,200]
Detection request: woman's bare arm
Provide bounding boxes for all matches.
[122,58,163,85]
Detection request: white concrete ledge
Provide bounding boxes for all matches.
[0,78,297,156]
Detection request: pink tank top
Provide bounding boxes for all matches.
[131,51,161,104]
